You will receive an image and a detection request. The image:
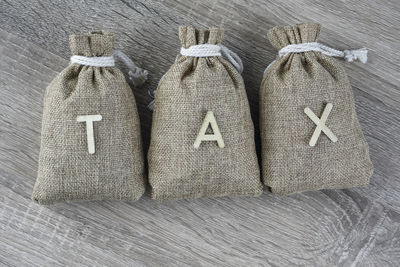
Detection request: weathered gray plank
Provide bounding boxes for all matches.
[0,0,400,265]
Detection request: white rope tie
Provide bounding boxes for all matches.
[147,44,243,111]
[180,44,244,74]
[70,50,148,87]
[264,42,368,75]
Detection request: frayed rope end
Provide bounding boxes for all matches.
[344,48,368,64]
[128,68,149,87]
[146,89,156,111]
[147,99,155,111]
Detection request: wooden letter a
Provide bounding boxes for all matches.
[193,111,225,149]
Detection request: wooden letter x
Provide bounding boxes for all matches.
[193,111,225,149]
[304,103,338,147]
[76,114,102,154]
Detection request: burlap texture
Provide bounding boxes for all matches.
[148,26,263,201]
[32,31,146,204]
[260,23,374,195]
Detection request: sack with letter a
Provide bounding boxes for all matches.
[148,26,263,201]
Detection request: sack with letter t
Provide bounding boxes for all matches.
[32,31,147,204]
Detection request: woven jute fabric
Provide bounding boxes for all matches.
[148,26,263,201]
[32,31,146,204]
[260,23,374,195]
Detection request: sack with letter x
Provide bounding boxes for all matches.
[148,26,263,201]
[260,23,374,195]
[32,31,147,204]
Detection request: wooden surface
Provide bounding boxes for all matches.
[1,0,400,266]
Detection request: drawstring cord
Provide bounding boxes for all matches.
[264,42,368,75]
[70,50,148,87]
[147,44,243,111]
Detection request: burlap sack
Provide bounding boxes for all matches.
[148,26,263,201]
[260,23,374,195]
[32,31,146,204]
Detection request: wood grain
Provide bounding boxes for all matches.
[1,0,400,265]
